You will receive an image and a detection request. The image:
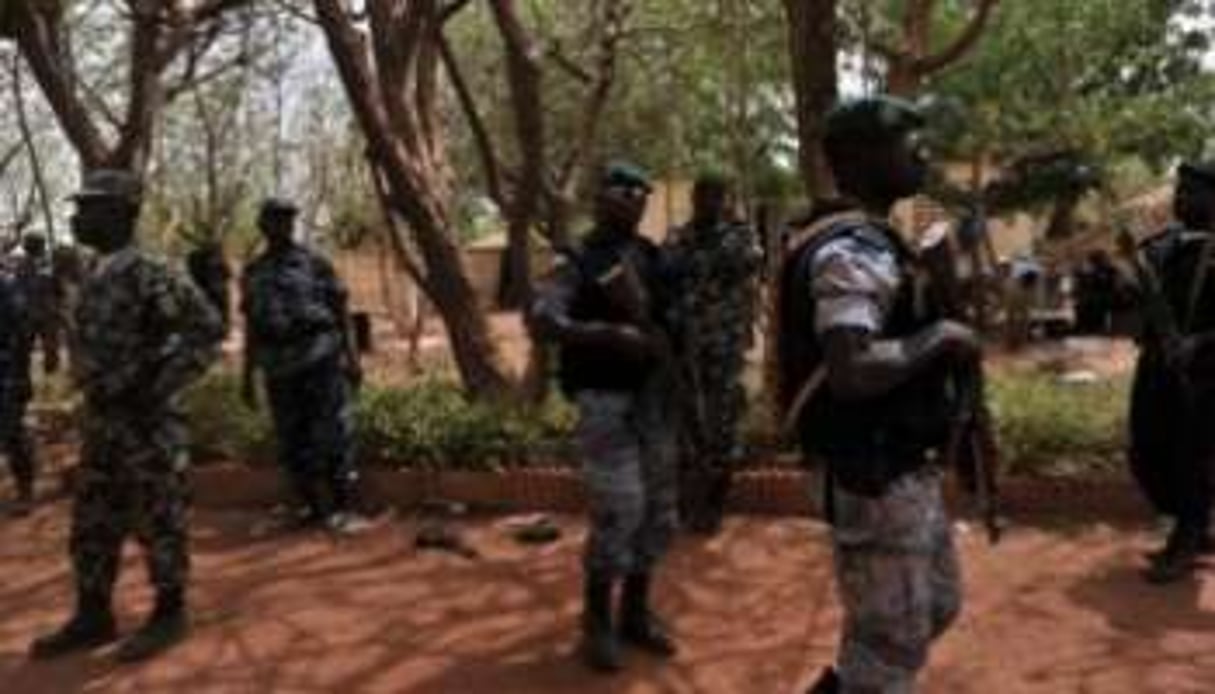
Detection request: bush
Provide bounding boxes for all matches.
[990,372,1128,477]
[185,371,577,469]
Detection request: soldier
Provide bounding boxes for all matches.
[14,230,64,376]
[1128,161,1215,584]
[0,266,34,515]
[777,98,982,693]
[241,198,364,534]
[29,169,224,661]
[666,173,761,534]
[529,162,680,673]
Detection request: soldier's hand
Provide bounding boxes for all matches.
[934,320,983,364]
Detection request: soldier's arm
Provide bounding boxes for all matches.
[142,264,225,404]
[527,255,651,353]
[315,253,362,384]
[239,272,261,405]
[813,238,979,401]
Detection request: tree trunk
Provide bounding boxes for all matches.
[316,0,515,401]
[783,0,838,199]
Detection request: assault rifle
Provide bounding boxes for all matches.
[920,204,1003,545]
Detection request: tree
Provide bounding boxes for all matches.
[6,0,253,176]
[844,0,1001,96]
[314,0,515,399]
[783,0,838,198]
[926,0,1215,237]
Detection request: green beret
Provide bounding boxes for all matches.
[825,96,926,144]
[601,161,653,193]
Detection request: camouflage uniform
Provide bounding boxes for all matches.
[241,244,356,516]
[14,245,64,375]
[668,220,761,528]
[810,230,961,693]
[70,246,223,602]
[0,273,34,504]
[576,373,679,576]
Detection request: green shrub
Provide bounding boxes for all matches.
[990,372,1128,477]
[184,371,577,469]
[184,370,276,465]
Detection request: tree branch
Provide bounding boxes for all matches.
[437,31,506,207]
[917,0,1000,75]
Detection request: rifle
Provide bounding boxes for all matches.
[920,206,1003,545]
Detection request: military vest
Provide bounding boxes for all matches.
[777,213,951,496]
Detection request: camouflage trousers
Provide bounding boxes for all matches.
[830,467,961,694]
[265,354,357,513]
[575,380,678,577]
[0,376,34,498]
[70,410,191,601]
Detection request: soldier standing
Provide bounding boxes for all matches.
[529,163,680,673]
[1128,161,1215,583]
[14,231,64,376]
[666,174,761,534]
[241,199,364,533]
[0,267,34,515]
[30,170,224,661]
[186,240,232,334]
[777,98,981,693]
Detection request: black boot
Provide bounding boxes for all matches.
[805,666,840,694]
[114,589,189,662]
[580,571,622,673]
[8,438,35,516]
[29,592,117,659]
[1145,522,1204,585]
[619,572,677,657]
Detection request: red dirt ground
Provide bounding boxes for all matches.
[2,504,1215,693]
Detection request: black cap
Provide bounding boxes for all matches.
[825,96,925,145]
[600,161,653,194]
[1179,161,1215,187]
[260,197,299,217]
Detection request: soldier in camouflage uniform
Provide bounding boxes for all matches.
[777,99,981,693]
[14,230,64,376]
[530,163,680,673]
[30,170,224,662]
[0,267,34,514]
[241,198,364,533]
[666,174,761,534]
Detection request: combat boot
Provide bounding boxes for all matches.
[805,666,840,694]
[580,571,622,673]
[619,571,677,657]
[29,593,117,659]
[1144,523,1204,585]
[114,589,189,662]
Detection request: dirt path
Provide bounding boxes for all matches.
[1,505,1213,693]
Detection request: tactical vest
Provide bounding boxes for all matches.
[557,234,672,396]
[777,214,951,496]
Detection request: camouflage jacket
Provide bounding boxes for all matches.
[240,244,348,378]
[73,246,224,414]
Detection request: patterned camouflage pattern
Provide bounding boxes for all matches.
[264,353,357,513]
[70,246,223,600]
[241,245,346,379]
[809,222,962,691]
[575,375,679,577]
[667,221,761,521]
[242,243,356,513]
[14,250,64,374]
[0,274,34,500]
[831,468,961,692]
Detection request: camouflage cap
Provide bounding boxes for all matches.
[825,96,926,144]
[72,169,142,204]
[1179,160,1215,188]
[600,161,653,194]
[259,197,299,217]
